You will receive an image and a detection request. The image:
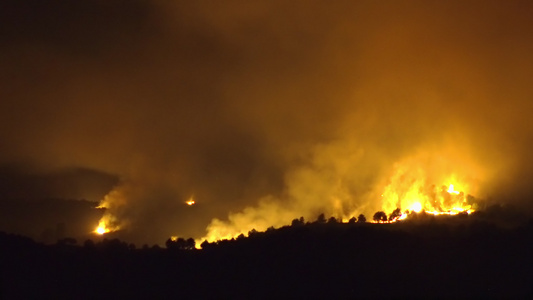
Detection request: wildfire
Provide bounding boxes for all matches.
[195,149,484,246]
[95,221,109,235]
[92,186,126,235]
[448,184,460,195]
[196,178,477,246]
[410,202,423,213]
[376,183,475,223]
[94,216,119,235]
[93,208,120,235]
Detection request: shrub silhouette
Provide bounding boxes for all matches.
[389,208,402,221]
[327,216,338,224]
[316,213,326,223]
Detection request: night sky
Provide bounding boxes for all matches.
[1,0,533,245]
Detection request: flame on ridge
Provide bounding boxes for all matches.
[196,149,481,245]
[95,220,110,235]
[94,211,120,235]
[375,181,475,224]
[93,187,125,235]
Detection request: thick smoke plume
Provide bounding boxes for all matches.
[1,1,533,244]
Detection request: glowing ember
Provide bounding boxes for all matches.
[186,200,195,206]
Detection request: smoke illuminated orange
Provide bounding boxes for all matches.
[93,214,120,235]
[93,187,125,235]
[198,148,482,245]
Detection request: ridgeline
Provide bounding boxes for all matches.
[1,206,532,299]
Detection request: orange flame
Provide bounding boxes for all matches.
[93,186,126,235]
[375,183,474,224]
[95,221,110,235]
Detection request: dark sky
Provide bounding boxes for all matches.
[1,0,533,244]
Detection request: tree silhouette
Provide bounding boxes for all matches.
[166,238,178,250]
[248,228,258,237]
[357,214,367,223]
[185,238,195,250]
[327,216,338,224]
[176,237,187,249]
[200,240,211,249]
[373,211,387,222]
[166,237,195,250]
[389,208,402,221]
[316,213,326,223]
[291,217,305,227]
[348,216,357,224]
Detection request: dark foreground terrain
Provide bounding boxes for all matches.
[1,213,532,299]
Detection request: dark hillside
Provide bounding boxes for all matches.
[1,216,532,299]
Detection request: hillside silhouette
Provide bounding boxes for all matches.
[1,206,532,299]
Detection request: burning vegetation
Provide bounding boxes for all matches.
[374,183,475,224]
[94,212,120,236]
[92,187,126,236]
[192,147,484,245]
[190,179,478,247]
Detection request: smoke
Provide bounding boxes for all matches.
[1,1,533,244]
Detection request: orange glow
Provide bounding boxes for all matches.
[410,202,423,213]
[448,184,460,195]
[95,220,110,235]
[367,149,483,224]
[378,152,477,221]
[198,149,483,245]
[374,179,475,223]
[95,226,108,235]
[94,212,120,235]
[185,196,195,206]
[93,187,125,235]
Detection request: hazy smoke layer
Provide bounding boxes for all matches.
[1,1,533,244]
